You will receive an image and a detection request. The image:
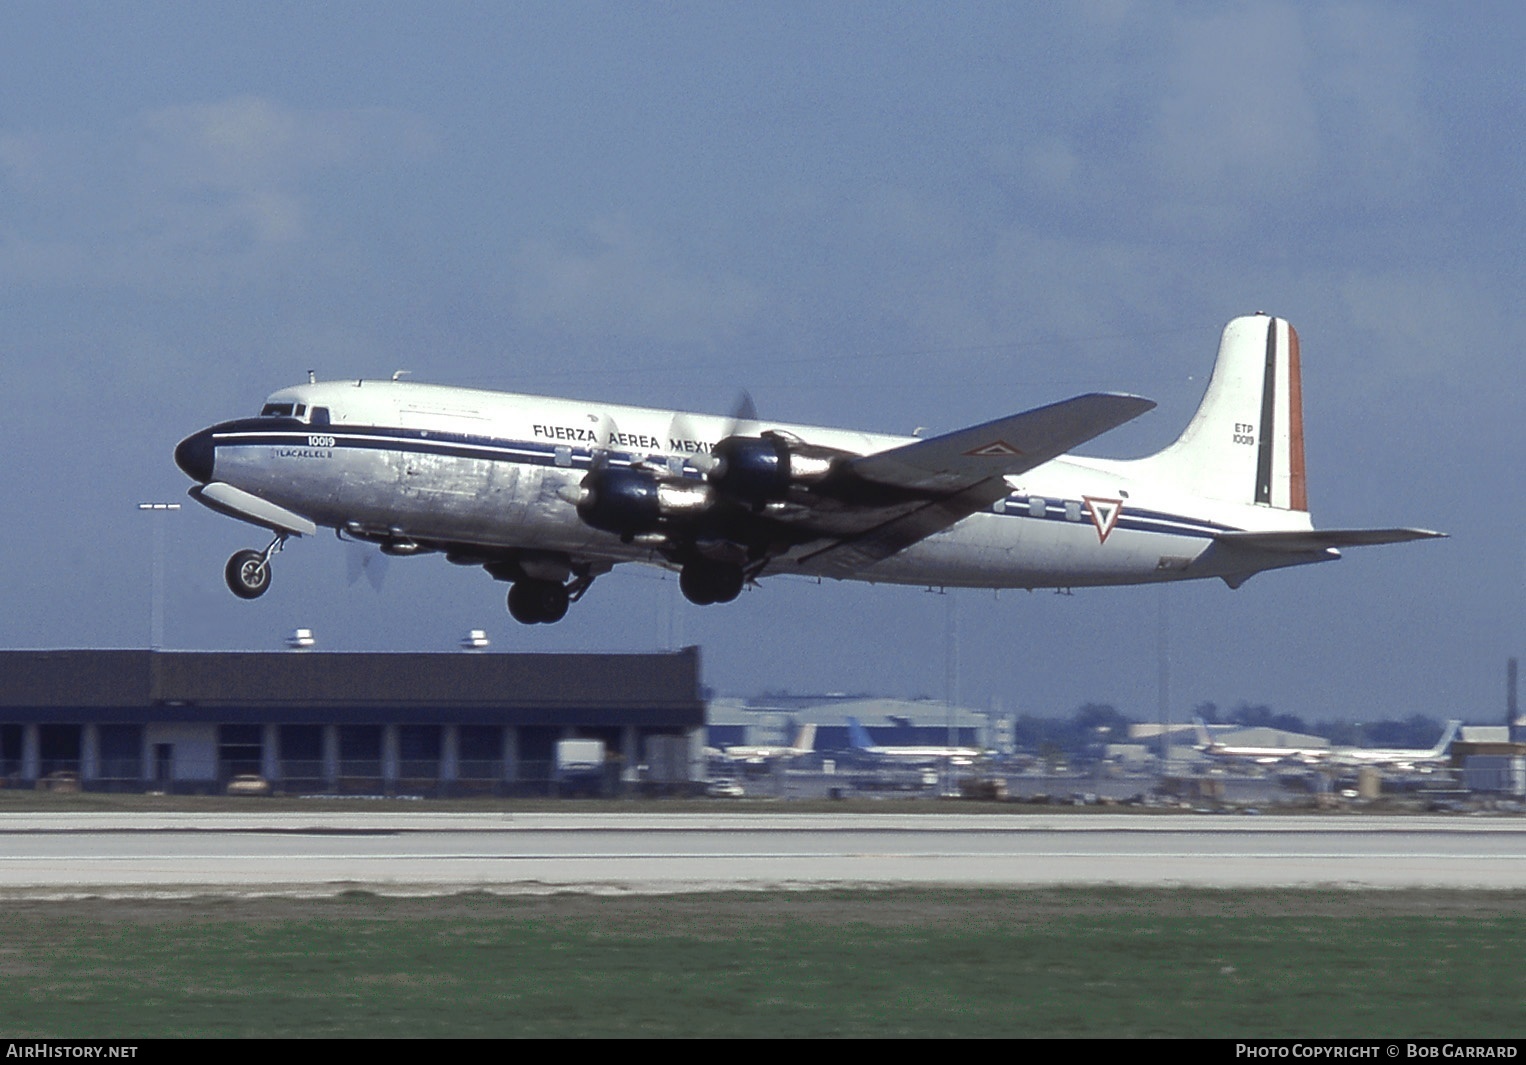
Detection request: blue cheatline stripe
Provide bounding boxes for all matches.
[212,424,703,476]
[999,493,1230,541]
[221,428,554,465]
[222,428,530,460]
[215,424,1234,541]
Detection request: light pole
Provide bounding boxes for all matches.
[944,588,959,795]
[1158,583,1171,776]
[137,503,180,650]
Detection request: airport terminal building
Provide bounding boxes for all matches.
[0,647,707,795]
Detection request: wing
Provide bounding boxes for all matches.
[848,393,1156,492]
[790,393,1155,577]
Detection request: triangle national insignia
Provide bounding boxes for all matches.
[963,440,1024,457]
[1083,496,1124,544]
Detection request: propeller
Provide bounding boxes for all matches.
[687,390,760,476]
[344,539,389,591]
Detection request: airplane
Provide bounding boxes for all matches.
[1192,717,1332,766]
[174,314,1443,624]
[1192,717,1462,771]
[1325,720,1462,770]
[721,723,817,765]
[844,716,984,766]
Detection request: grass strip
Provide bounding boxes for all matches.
[1,888,1521,1038]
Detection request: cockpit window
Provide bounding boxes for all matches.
[260,403,296,417]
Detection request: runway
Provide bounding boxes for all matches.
[3,811,1525,897]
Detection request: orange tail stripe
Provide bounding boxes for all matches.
[1286,321,1308,511]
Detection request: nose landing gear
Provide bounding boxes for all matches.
[224,533,287,600]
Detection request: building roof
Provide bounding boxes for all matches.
[0,647,704,714]
[740,695,990,729]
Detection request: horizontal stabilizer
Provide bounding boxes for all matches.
[189,481,317,537]
[848,393,1156,493]
[1215,528,1446,554]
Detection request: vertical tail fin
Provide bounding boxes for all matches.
[1428,720,1462,758]
[1193,717,1216,749]
[793,723,817,753]
[1143,314,1308,511]
[845,717,875,750]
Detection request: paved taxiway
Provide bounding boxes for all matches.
[2,812,1525,896]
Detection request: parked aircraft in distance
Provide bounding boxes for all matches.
[1192,718,1331,766]
[175,315,1442,623]
[721,723,817,765]
[1325,720,1462,770]
[1193,718,1462,771]
[844,717,984,766]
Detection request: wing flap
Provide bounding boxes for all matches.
[797,481,1009,577]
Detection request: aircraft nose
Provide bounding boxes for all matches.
[174,428,215,483]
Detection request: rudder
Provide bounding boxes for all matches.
[1142,314,1308,511]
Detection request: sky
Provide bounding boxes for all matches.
[1,1,1521,725]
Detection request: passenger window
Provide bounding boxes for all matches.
[554,446,573,468]
[1028,497,1047,518]
[1064,501,1082,522]
[310,407,331,427]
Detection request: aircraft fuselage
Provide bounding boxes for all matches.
[174,316,1439,621]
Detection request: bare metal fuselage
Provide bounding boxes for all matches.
[175,316,1438,619]
[195,378,1310,591]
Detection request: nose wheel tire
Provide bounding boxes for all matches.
[508,579,570,624]
[225,549,272,599]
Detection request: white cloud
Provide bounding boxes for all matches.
[1306,4,1432,203]
[132,95,431,193]
[1147,5,1320,201]
[1337,268,1508,380]
[1147,3,1435,210]
[508,218,766,346]
[0,96,433,290]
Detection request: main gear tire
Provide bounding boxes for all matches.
[508,579,570,624]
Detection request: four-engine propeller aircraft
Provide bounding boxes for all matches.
[174,314,1442,624]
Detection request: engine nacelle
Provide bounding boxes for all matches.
[574,465,712,539]
[710,435,790,506]
[710,432,840,506]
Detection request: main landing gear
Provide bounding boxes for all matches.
[507,578,570,625]
[679,559,745,606]
[224,533,287,600]
[500,563,600,625]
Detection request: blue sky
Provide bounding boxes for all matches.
[2,2,1521,724]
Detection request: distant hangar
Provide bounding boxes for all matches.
[0,647,706,794]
